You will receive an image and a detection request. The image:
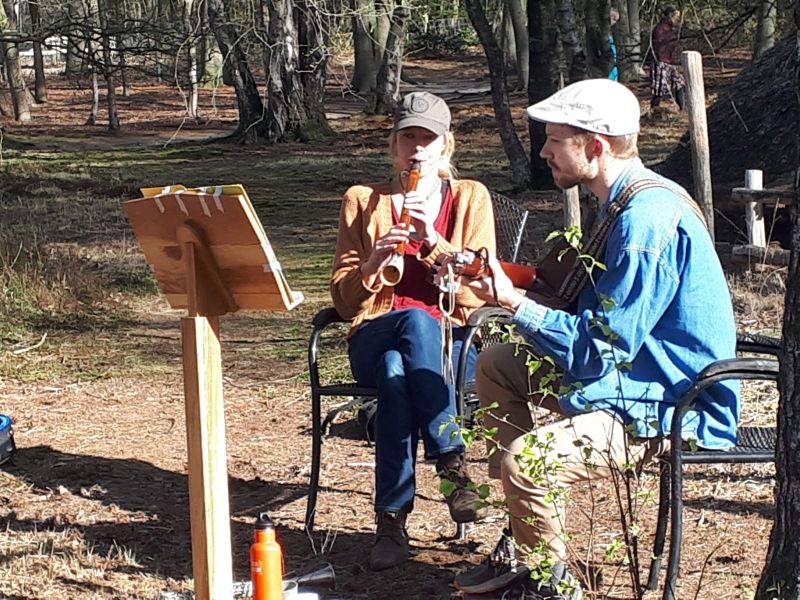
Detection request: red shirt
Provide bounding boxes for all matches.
[653,19,678,64]
[391,182,455,319]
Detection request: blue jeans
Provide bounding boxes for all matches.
[348,308,477,514]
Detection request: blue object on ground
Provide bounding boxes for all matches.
[0,414,16,464]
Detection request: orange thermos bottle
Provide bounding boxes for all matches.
[250,513,283,600]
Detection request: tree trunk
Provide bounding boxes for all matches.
[373,0,392,66]
[200,1,224,88]
[0,2,32,122]
[505,0,528,90]
[466,0,529,188]
[28,0,47,102]
[449,0,459,30]
[351,0,376,92]
[187,43,199,119]
[755,4,800,598]
[117,38,130,96]
[297,0,333,137]
[625,0,642,77]
[184,0,199,119]
[86,70,100,125]
[528,0,559,187]
[373,5,409,114]
[207,0,270,141]
[155,0,165,82]
[501,5,514,70]
[753,0,777,61]
[114,0,129,96]
[265,0,309,142]
[351,0,392,93]
[556,0,586,83]
[197,1,208,83]
[584,0,613,78]
[755,181,800,600]
[97,0,120,130]
[615,0,643,82]
[65,1,83,77]
[65,40,83,75]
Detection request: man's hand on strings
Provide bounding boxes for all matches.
[436,252,525,312]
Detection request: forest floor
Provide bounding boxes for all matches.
[0,49,787,600]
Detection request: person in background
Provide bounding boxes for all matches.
[650,5,686,110]
[608,7,620,81]
[331,91,495,571]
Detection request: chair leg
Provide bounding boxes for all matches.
[305,391,323,534]
[456,522,467,541]
[647,461,671,591]
[662,455,684,600]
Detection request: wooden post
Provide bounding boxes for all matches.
[745,169,766,248]
[182,315,233,600]
[563,186,580,229]
[181,234,233,600]
[681,50,714,241]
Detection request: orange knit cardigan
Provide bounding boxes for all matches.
[330,178,497,337]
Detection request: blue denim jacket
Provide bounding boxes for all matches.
[514,159,739,449]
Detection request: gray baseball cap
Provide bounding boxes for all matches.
[392,92,451,136]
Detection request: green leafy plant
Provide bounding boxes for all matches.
[449,226,671,599]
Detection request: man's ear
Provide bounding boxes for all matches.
[588,136,609,161]
[585,136,603,161]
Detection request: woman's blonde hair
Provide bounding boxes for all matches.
[389,130,457,180]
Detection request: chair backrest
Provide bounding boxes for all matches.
[491,192,528,263]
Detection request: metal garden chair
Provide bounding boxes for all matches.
[305,192,529,535]
[647,332,780,599]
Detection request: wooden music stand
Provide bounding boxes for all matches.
[125,184,303,600]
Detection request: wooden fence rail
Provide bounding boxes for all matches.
[724,168,793,267]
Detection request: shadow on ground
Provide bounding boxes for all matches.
[3,446,461,599]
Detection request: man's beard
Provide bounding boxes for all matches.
[550,160,593,190]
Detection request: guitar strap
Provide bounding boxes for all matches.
[538,177,707,311]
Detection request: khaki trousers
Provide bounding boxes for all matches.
[475,343,668,560]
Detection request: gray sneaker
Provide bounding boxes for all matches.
[523,562,584,600]
[461,562,583,600]
[454,529,529,594]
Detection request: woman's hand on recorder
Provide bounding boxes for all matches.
[401,189,438,247]
[360,225,412,286]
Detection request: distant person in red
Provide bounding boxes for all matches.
[650,5,686,110]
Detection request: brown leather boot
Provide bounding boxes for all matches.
[436,452,487,523]
[369,510,409,571]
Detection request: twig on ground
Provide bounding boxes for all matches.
[11,333,48,355]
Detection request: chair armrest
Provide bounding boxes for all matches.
[312,306,347,330]
[697,357,780,382]
[308,307,351,389]
[467,306,513,327]
[737,332,782,356]
[671,357,780,439]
